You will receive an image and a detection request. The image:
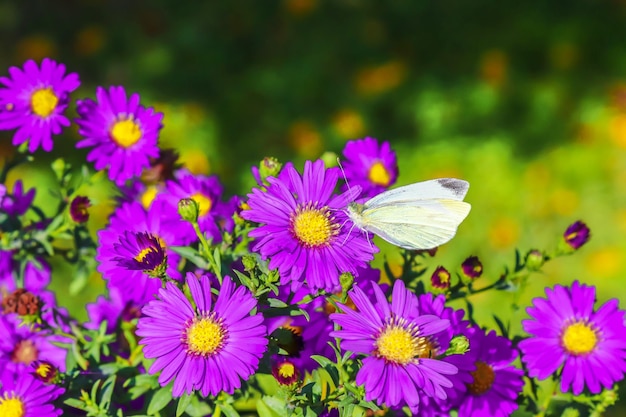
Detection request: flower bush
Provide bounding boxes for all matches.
[0,58,624,417]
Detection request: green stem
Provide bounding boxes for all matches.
[191,222,222,284]
[537,378,559,417]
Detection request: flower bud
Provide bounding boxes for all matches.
[178,198,199,223]
[446,335,470,355]
[69,195,91,223]
[431,266,451,291]
[525,249,545,271]
[259,157,282,179]
[32,360,62,384]
[461,256,483,280]
[271,357,300,386]
[242,255,257,272]
[563,220,590,250]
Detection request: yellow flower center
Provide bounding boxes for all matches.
[290,204,337,248]
[375,319,430,365]
[278,362,296,378]
[30,88,58,118]
[34,362,53,379]
[0,394,25,417]
[190,192,213,217]
[368,161,391,186]
[140,186,159,209]
[110,118,142,148]
[468,361,495,395]
[561,321,598,355]
[185,315,227,356]
[11,340,38,365]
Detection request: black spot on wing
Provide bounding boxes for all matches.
[437,178,469,198]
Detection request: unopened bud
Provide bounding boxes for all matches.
[178,198,199,223]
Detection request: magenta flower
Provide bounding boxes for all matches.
[96,201,187,303]
[563,220,590,250]
[455,327,524,417]
[0,58,80,152]
[0,372,64,417]
[1,180,35,216]
[330,279,458,412]
[242,160,377,291]
[519,280,626,395]
[75,86,163,185]
[341,137,398,199]
[136,274,268,396]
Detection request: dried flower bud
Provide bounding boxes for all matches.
[141,148,180,184]
[2,288,42,316]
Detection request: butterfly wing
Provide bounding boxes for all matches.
[359,199,471,250]
[364,178,469,207]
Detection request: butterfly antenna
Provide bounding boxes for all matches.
[336,157,352,193]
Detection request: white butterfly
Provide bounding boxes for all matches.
[346,178,471,250]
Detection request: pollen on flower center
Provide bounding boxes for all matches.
[375,319,427,365]
[0,393,25,417]
[561,321,598,355]
[185,315,227,356]
[368,161,391,186]
[110,118,142,148]
[11,340,38,365]
[468,361,495,395]
[31,87,59,117]
[290,204,338,248]
[190,192,213,216]
[278,362,296,378]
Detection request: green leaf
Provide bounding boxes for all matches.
[257,396,289,417]
[213,247,222,276]
[147,386,173,415]
[169,245,210,269]
[176,394,193,417]
[310,355,334,368]
[99,375,117,409]
[218,403,240,417]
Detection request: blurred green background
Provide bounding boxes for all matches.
[2,0,626,413]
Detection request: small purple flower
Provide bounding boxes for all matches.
[96,201,186,303]
[69,195,91,223]
[242,160,377,291]
[0,314,67,377]
[330,279,458,413]
[563,220,590,250]
[341,137,398,199]
[85,286,143,334]
[1,180,35,216]
[461,256,483,280]
[0,371,65,417]
[136,274,268,396]
[112,231,168,278]
[75,86,163,185]
[519,280,626,395]
[454,327,524,417]
[271,356,300,385]
[0,58,80,152]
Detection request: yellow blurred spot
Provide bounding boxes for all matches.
[488,217,520,250]
[332,108,365,139]
[140,186,159,210]
[284,0,317,15]
[355,61,406,96]
[16,35,57,63]
[180,149,210,175]
[74,26,106,56]
[608,113,626,148]
[585,247,621,278]
[288,120,322,158]
[549,187,579,216]
[479,50,507,88]
[380,262,401,285]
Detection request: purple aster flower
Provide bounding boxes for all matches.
[242,160,377,291]
[0,58,80,153]
[75,86,163,185]
[0,371,64,417]
[519,280,626,395]
[341,137,398,199]
[85,286,144,334]
[330,279,458,413]
[461,256,483,280]
[0,314,67,377]
[0,251,51,292]
[271,356,300,385]
[454,326,524,417]
[563,220,590,250]
[154,169,227,244]
[69,195,91,223]
[1,180,35,216]
[96,201,186,303]
[136,274,268,397]
[112,231,168,278]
